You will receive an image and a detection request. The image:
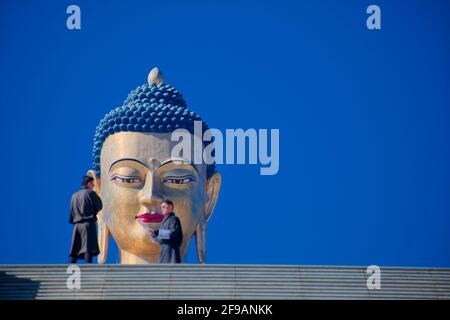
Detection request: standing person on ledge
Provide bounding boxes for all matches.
[69,176,103,264]
[149,200,183,263]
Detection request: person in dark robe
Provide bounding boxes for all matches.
[69,176,103,263]
[150,200,183,263]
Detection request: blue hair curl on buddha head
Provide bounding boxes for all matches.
[91,67,216,178]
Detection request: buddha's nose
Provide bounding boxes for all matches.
[140,172,163,207]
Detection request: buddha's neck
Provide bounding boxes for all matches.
[119,250,159,264]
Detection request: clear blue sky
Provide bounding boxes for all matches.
[0,0,449,267]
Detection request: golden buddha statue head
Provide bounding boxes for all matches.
[86,67,221,264]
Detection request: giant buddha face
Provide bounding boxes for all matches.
[87,68,221,264]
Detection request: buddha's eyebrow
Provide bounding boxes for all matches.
[109,158,147,173]
[159,160,199,174]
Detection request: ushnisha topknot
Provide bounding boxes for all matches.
[92,67,216,177]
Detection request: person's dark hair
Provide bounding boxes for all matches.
[161,199,174,209]
[81,175,94,187]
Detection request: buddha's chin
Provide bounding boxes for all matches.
[119,241,160,259]
[121,236,160,254]
[111,226,160,256]
[119,245,161,264]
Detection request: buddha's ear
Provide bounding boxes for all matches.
[86,170,101,195]
[86,169,109,264]
[195,172,221,264]
[204,171,221,222]
[96,214,110,264]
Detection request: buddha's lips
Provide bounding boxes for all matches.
[136,213,164,223]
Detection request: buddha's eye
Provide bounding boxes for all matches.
[163,175,196,186]
[110,175,143,185]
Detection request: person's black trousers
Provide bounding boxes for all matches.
[69,252,92,264]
